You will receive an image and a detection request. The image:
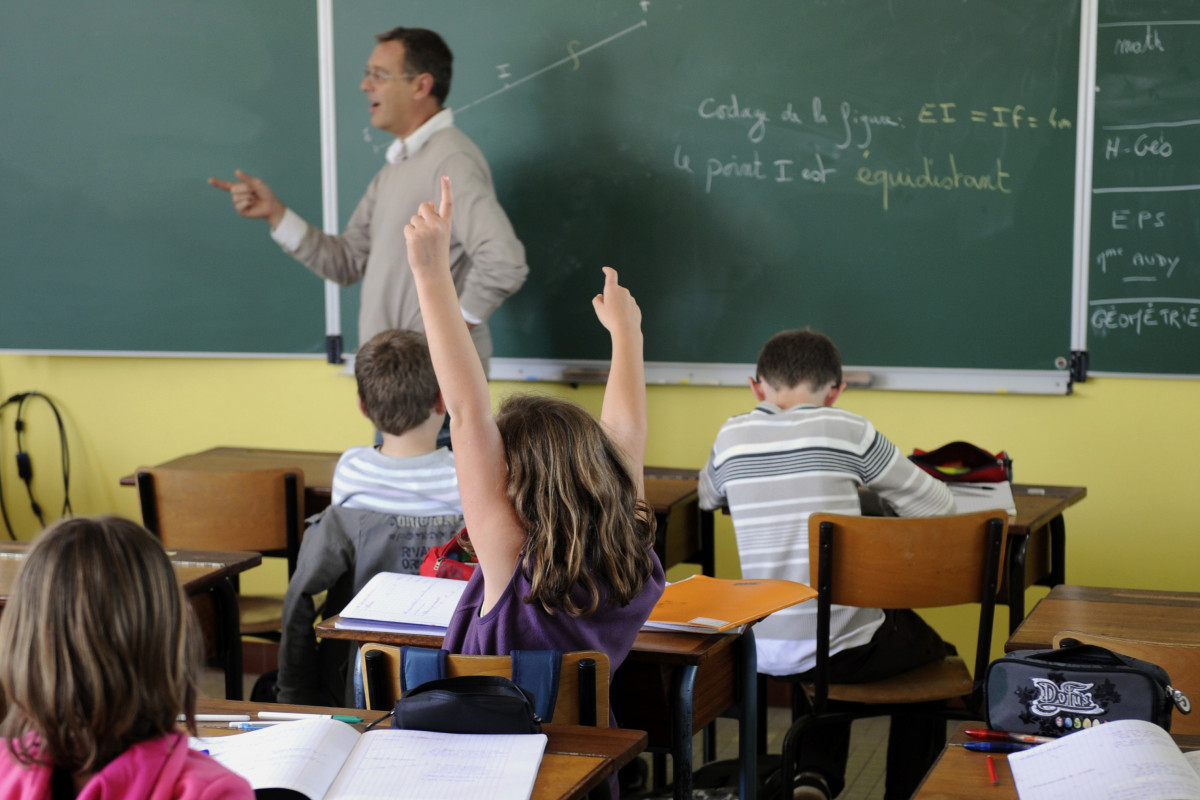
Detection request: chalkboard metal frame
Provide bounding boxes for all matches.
[487,359,1073,395]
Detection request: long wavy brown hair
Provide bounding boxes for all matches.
[0,516,199,777]
[496,395,656,616]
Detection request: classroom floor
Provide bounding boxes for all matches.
[621,710,891,800]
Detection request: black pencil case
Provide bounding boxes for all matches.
[392,674,543,734]
[985,644,1191,737]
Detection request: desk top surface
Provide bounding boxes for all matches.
[316,615,740,667]
[913,722,1200,799]
[0,543,261,604]
[122,447,1087,523]
[194,698,645,800]
[1007,484,1087,534]
[1006,584,1200,652]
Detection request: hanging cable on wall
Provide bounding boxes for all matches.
[0,392,73,540]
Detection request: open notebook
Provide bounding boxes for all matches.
[334,572,467,634]
[194,717,546,800]
[1008,719,1200,800]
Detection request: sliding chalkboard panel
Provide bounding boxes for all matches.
[0,0,323,354]
[334,0,1080,371]
[1087,2,1200,375]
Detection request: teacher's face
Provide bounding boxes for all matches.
[361,40,420,138]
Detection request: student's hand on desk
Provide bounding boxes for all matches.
[208,169,285,228]
[405,175,454,275]
[592,267,642,336]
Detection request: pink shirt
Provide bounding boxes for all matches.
[0,731,253,800]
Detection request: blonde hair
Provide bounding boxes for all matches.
[0,516,199,776]
[496,395,656,616]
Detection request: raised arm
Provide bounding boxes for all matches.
[593,267,647,499]
[405,177,525,601]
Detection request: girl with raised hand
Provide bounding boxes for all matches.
[405,176,664,676]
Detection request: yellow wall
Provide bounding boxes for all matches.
[1,352,1196,660]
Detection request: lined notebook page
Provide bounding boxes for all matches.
[325,730,547,800]
[196,718,360,797]
[1008,719,1200,800]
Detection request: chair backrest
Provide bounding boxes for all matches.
[1053,630,1200,736]
[136,467,304,576]
[359,644,611,727]
[808,510,1009,704]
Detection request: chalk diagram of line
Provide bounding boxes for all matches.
[455,19,648,114]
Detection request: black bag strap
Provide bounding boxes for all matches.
[1035,643,1135,666]
[1027,644,1173,687]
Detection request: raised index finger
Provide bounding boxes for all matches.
[601,266,620,292]
[438,175,454,221]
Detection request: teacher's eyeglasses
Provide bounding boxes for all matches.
[362,69,417,84]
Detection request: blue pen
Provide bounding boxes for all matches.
[956,741,1035,754]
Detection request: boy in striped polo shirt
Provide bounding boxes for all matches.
[700,328,955,800]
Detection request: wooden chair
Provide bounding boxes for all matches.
[780,509,1009,791]
[1053,630,1200,736]
[136,466,304,697]
[358,643,611,727]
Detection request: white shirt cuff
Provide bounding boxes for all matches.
[461,307,482,326]
[270,208,307,252]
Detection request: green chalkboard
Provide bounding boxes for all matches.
[334,0,1081,372]
[1086,3,1200,375]
[0,0,323,354]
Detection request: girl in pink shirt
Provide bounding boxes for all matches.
[0,516,253,799]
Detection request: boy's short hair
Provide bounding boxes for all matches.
[354,329,440,436]
[755,328,843,392]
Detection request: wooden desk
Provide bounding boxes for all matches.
[0,543,260,701]
[1006,584,1200,653]
[314,619,759,800]
[122,448,715,575]
[912,721,1200,799]
[193,698,646,800]
[1002,485,1087,634]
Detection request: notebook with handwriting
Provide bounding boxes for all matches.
[1008,718,1200,800]
[334,572,467,634]
[194,717,546,800]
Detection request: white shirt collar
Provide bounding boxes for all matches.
[385,108,455,164]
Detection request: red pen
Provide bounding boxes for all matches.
[986,755,999,786]
[964,728,1055,745]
